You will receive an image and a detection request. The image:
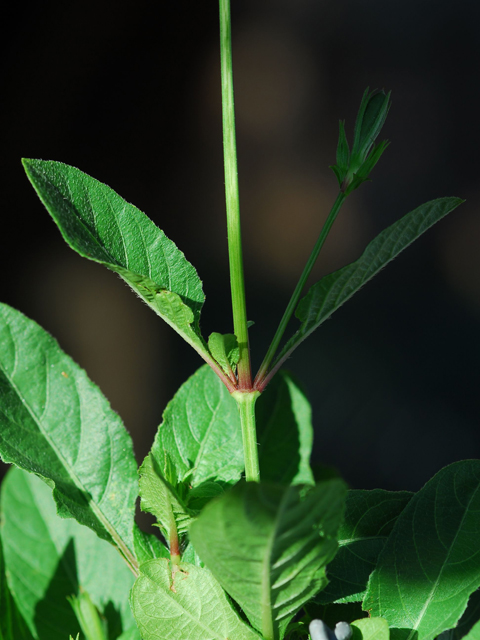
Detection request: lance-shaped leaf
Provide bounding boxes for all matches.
[130,558,261,640]
[256,370,314,485]
[207,332,239,379]
[189,480,346,640]
[0,304,138,572]
[273,198,464,370]
[316,489,413,604]
[1,467,139,640]
[363,460,480,640]
[22,159,214,365]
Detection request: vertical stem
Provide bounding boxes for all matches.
[219,0,252,390]
[232,390,261,482]
[254,191,347,389]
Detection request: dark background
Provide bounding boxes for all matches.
[1,0,480,492]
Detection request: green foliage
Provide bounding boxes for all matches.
[0,6,470,640]
[317,489,413,604]
[0,303,138,571]
[130,558,261,640]
[189,480,346,640]
[1,467,138,640]
[363,461,480,640]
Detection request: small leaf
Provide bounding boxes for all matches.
[351,618,389,640]
[130,558,261,640]
[133,525,169,565]
[256,370,314,485]
[189,479,346,640]
[0,304,138,571]
[1,467,139,640]
[208,332,239,378]
[363,460,480,640]
[316,489,413,604]
[69,590,107,640]
[275,197,464,366]
[22,159,212,363]
[151,365,244,488]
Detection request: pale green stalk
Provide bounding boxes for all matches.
[231,391,261,482]
[219,0,251,391]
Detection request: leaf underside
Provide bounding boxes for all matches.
[1,467,139,640]
[363,460,480,640]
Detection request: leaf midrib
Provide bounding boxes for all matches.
[0,351,138,576]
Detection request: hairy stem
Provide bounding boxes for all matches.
[232,390,261,482]
[219,0,252,390]
[254,191,347,390]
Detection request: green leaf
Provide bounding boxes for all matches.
[256,370,314,485]
[0,303,138,571]
[133,525,169,565]
[316,489,413,604]
[463,620,480,640]
[453,590,480,639]
[130,558,261,640]
[0,530,33,640]
[306,602,367,627]
[22,159,212,362]
[351,618,390,640]
[1,467,139,640]
[208,332,239,378]
[275,198,464,366]
[150,365,244,488]
[189,480,346,640]
[69,590,107,640]
[363,460,480,640]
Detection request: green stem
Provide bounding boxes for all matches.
[254,191,347,390]
[232,390,261,482]
[219,0,252,390]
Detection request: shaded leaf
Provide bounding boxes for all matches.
[133,525,169,566]
[22,159,212,362]
[0,530,33,640]
[130,558,261,640]
[363,460,480,640]
[317,489,413,604]
[274,198,464,367]
[0,304,138,571]
[256,370,314,485]
[1,467,139,640]
[208,332,239,378]
[189,480,346,640]
[463,620,480,640]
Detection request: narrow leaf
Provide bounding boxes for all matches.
[363,460,480,640]
[130,558,261,640]
[1,467,139,640]
[189,480,346,640]
[275,198,464,367]
[0,303,138,571]
[351,618,389,640]
[256,370,314,485]
[22,159,211,362]
[317,489,413,604]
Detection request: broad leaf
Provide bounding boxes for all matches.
[274,197,464,366]
[189,479,346,640]
[150,364,244,488]
[363,460,480,640]
[130,558,261,640]
[256,370,314,485]
[1,467,139,640]
[22,159,211,362]
[351,618,389,640]
[317,489,413,604]
[0,304,138,571]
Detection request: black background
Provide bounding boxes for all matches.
[2,0,480,491]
